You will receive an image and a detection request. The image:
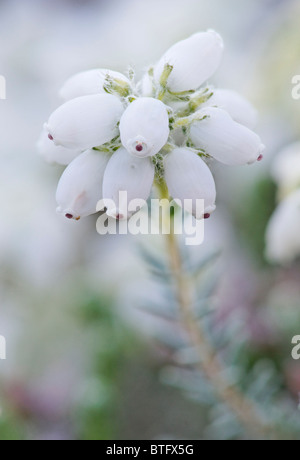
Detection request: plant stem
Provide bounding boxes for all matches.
[165,217,278,440]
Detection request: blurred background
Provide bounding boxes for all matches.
[0,0,300,440]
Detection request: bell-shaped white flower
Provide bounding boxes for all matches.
[202,89,257,129]
[164,148,216,219]
[154,30,224,93]
[45,94,124,151]
[102,147,155,219]
[60,69,131,101]
[265,190,300,264]
[271,143,300,199]
[37,127,81,165]
[119,97,169,158]
[190,107,265,166]
[56,149,110,220]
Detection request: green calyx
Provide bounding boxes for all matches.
[103,75,131,98]
[93,135,122,154]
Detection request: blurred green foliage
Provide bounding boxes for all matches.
[0,414,25,441]
[73,292,134,440]
[231,176,277,266]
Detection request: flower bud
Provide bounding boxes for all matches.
[202,89,257,129]
[60,69,131,101]
[45,94,124,151]
[154,30,224,93]
[266,190,300,264]
[164,147,216,219]
[271,143,300,199]
[37,127,81,165]
[56,149,110,220]
[119,97,169,158]
[190,107,265,166]
[102,147,155,219]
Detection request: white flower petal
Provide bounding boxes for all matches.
[138,72,154,97]
[190,107,265,166]
[266,190,300,264]
[60,69,131,101]
[119,97,169,158]
[166,100,187,114]
[102,147,155,219]
[271,142,300,198]
[202,89,257,129]
[56,149,110,220]
[37,127,81,165]
[154,30,224,92]
[45,94,124,151]
[164,147,216,219]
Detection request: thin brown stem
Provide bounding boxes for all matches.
[165,227,278,440]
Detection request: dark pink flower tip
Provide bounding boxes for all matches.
[136,144,143,152]
[204,213,211,220]
[257,154,264,162]
[65,214,73,220]
[48,134,54,141]
[116,214,124,220]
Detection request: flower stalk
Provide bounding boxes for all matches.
[159,185,279,439]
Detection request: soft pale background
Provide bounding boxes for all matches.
[0,0,299,440]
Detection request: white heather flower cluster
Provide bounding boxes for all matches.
[38,30,264,223]
[266,143,300,264]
